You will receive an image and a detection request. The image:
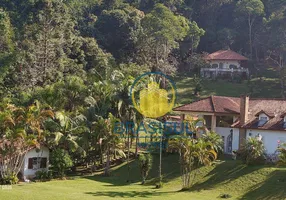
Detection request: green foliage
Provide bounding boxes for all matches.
[184,53,208,75]
[193,75,203,96]
[236,0,265,17]
[238,137,266,165]
[168,136,217,189]
[0,173,18,185]
[277,143,286,166]
[138,153,153,184]
[201,131,224,154]
[35,170,53,182]
[95,5,144,61]
[50,149,73,178]
[138,3,191,74]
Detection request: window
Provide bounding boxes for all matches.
[258,116,268,127]
[219,63,224,69]
[229,65,238,69]
[28,157,47,169]
[260,116,268,121]
[211,64,218,68]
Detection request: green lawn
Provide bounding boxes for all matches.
[174,76,282,105]
[1,154,286,200]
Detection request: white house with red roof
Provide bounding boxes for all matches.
[201,50,249,79]
[173,95,286,155]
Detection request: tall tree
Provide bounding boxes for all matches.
[18,0,85,88]
[95,5,144,62]
[137,3,190,74]
[236,0,265,59]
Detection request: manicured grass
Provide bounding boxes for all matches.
[1,154,286,200]
[174,76,282,105]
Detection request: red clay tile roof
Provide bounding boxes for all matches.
[173,96,240,114]
[241,99,286,130]
[205,50,248,61]
[174,96,286,131]
[254,110,275,118]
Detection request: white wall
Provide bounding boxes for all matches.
[246,129,286,154]
[216,127,239,153]
[210,60,241,69]
[21,146,49,178]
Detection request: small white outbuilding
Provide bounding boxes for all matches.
[20,146,49,179]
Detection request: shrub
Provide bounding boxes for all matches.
[201,131,224,154]
[0,173,18,185]
[50,149,73,178]
[138,153,153,185]
[277,143,286,166]
[35,170,53,181]
[238,137,266,165]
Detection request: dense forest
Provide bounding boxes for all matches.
[0,0,285,99]
[0,0,285,179]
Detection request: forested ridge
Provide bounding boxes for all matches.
[0,0,285,98]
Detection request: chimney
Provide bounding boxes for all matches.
[240,95,249,124]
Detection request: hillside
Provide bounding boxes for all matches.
[175,67,282,105]
[1,154,286,200]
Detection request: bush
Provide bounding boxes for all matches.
[238,137,266,165]
[201,131,224,154]
[138,153,153,185]
[277,143,286,166]
[0,173,18,185]
[35,170,53,181]
[50,149,73,178]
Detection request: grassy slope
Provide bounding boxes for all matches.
[1,154,286,200]
[174,67,282,105]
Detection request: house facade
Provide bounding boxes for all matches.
[20,146,49,179]
[173,96,286,154]
[201,50,249,79]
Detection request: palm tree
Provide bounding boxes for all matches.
[168,136,217,190]
[94,113,125,176]
[201,131,224,153]
[45,111,87,153]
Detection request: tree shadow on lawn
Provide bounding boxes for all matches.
[83,154,181,186]
[85,190,174,198]
[240,169,286,200]
[189,160,260,192]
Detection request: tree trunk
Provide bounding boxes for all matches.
[248,14,254,60]
[127,130,131,182]
[104,146,110,176]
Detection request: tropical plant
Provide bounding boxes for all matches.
[238,137,266,165]
[201,131,224,154]
[95,113,125,176]
[277,143,286,166]
[35,169,53,182]
[168,136,217,190]
[0,102,53,183]
[45,111,87,153]
[50,149,73,178]
[138,153,153,185]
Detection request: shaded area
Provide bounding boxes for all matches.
[85,190,174,198]
[190,160,259,191]
[83,154,181,186]
[240,169,286,200]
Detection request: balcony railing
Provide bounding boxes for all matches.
[200,68,249,78]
